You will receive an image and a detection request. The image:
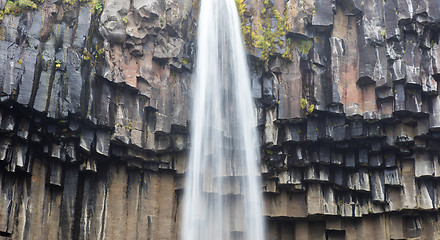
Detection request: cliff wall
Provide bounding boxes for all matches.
[0,0,439,239]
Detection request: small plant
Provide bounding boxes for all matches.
[55,59,61,68]
[235,0,288,64]
[301,98,315,114]
[293,38,312,55]
[97,47,105,55]
[82,50,91,60]
[300,98,308,109]
[3,0,38,17]
[62,0,77,6]
[94,0,103,14]
[307,104,315,113]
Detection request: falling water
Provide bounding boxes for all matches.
[182,0,265,239]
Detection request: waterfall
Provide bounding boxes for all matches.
[182,0,265,239]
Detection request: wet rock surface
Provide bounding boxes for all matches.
[0,0,440,239]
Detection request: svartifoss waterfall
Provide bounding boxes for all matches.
[182,0,265,239]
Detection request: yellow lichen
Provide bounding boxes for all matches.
[55,59,61,68]
[301,98,308,109]
[97,47,105,55]
[307,104,315,113]
[235,0,290,64]
[3,0,38,16]
[90,0,103,14]
[83,50,91,61]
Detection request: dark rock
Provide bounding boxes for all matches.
[360,0,385,46]
[371,170,385,202]
[349,119,363,137]
[414,151,434,178]
[387,40,404,60]
[59,166,79,239]
[80,126,95,153]
[250,68,262,99]
[73,6,91,51]
[331,150,343,165]
[358,148,369,166]
[390,58,406,81]
[306,117,318,141]
[96,129,111,157]
[403,34,422,87]
[394,82,406,111]
[16,48,38,106]
[66,49,83,114]
[319,145,331,163]
[49,160,63,187]
[262,74,277,106]
[430,95,440,130]
[384,168,401,186]
[345,150,356,168]
[369,153,383,167]
[384,0,401,40]
[312,0,335,28]
[33,34,57,113]
[278,60,303,120]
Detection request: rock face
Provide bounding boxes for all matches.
[0,0,440,239]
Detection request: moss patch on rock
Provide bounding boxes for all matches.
[235,0,293,65]
[1,0,40,18]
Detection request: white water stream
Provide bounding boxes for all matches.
[182,0,265,239]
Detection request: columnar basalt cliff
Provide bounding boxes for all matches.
[0,0,439,239]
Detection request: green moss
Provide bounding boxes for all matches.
[282,37,293,60]
[235,0,256,50]
[17,0,37,9]
[307,104,314,113]
[2,0,38,17]
[62,0,90,6]
[55,59,61,68]
[254,1,286,63]
[301,98,315,114]
[97,47,105,55]
[82,49,91,60]
[0,0,97,20]
[300,98,308,109]
[292,38,312,55]
[235,0,293,64]
[90,0,103,14]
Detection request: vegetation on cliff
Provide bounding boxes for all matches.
[0,0,103,20]
[235,0,292,64]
